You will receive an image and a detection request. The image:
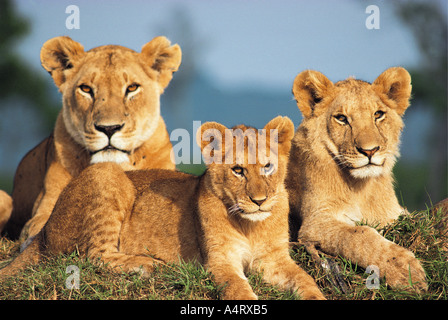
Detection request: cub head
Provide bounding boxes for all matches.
[197,116,294,222]
[292,67,411,179]
[41,36,181,164]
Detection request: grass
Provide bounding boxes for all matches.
[0,205,446,300]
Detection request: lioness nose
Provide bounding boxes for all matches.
[94,124,124,139]
[250,196,267,206]
[357,146,379,159]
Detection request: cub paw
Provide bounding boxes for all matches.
[381,243,427,292]
[299,288,326,300]
[222,286,258,300]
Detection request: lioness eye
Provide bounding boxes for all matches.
[126,83,140,94]
[231,166,244,176]
[374,110,385,120]
[79,84,93,95]
[334,114,348,124]
[263,163,275,176]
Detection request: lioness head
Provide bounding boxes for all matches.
[41,36,181,164]
[292,67,411,179]
[197,116,294,222]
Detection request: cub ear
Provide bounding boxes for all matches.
[264,116,295,155]
[292,70,333,118]
[264,116,295,144]
[40,36,85,88]
[196,122,228,164]
[141,36,182,92]
[372,67,412,116]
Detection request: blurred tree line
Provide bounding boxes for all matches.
[0,0,446,211]
[0,0,59,192]
[0,0,58,128]
[391,0,447,210]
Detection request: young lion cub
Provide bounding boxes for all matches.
[286,67,427,291]
[1,116,324,300]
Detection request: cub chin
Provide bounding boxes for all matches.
[0,116,324,300]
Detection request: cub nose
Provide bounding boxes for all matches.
[250,196,267,206]
[356,146,379,159]
[94,124,124,139]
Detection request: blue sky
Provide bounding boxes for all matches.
[15,0,421,90]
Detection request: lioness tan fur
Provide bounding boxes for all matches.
[0,191,12,233]
[1,36,181,241]
[285,67,427,291]
[0,117,325,300]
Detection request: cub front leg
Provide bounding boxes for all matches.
[210,264,257,300]
[261,254,326,300]
[206,250,257,300]
[300,219,427,291]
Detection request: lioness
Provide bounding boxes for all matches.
[1,36,181,241]
[286,67,427,291]
[0,116,325,300]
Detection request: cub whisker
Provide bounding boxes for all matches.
[228,203,243,216]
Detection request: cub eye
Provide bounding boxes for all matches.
[262,163,275,176]
[374,110,385,120]
[79,84,93,96]
[126,83,140,95]
[334,114,348,125]
[231,166,244,176]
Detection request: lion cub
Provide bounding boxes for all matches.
[1,116,324,300]
[286,67,427,291]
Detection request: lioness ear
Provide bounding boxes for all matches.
[264,116,295,155]
[196,122,228,164]
[141,36,182,92]
[372,67,412,116]
[292,70,333,118]
[40,36,85,87]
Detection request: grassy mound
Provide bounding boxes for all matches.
[0,202,446,300]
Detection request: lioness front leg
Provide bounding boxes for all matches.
[300,219,427,291]
[20,162,72,243]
